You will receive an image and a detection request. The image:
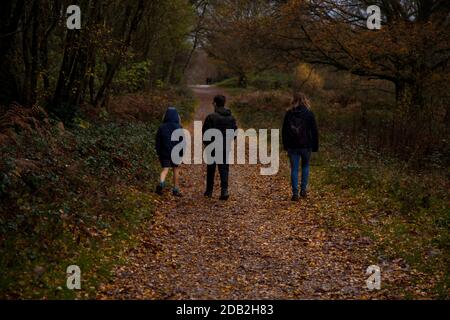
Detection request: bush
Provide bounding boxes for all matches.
[216,77,240,88]
[107,87,196,123]
[230,87,449,297]
[113,61,152,93]
[0,86,196,298]
[0,118,160,298]
[250,71,293,90]
[217,71,294,90]
[230,90,290,129]
[293,63,324,93]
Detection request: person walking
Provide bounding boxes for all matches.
[282,92,319,201]
[155,106,184,197]
[202,95,237,200]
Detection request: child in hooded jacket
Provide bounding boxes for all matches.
[155,107,184,197]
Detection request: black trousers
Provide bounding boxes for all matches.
[206,163,229,193]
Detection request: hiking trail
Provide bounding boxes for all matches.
[98,86,405,299]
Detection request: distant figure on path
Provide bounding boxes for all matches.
[282,92,319,201]
[202,95,237,200]
[155,107,184,197]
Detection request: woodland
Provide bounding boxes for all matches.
[0,0,449,299]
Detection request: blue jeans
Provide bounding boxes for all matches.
[288,149,311,195]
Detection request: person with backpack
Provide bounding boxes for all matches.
[282,92,319,201]
[202,95,238,201]
[155,106,184,197]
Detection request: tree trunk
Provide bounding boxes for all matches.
[165,54,176,85]
[444,104,450,128]
[51,0,102,122]
[51,30,91,122]
[0,0,25,106]
[22,0,40,107]
[395,79,424,116]
[94,0,145,108]
[94,61,118,108]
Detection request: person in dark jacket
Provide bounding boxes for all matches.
[202,95,237,200]
[155,107,183,197]
[282,92,319,201]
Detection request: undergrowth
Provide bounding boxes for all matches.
[230,89,449,298]
[0,87,196,299]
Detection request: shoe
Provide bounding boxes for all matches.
[204,190,213,198]
[291,194,299,201]
[219,191,229,201]
[300,190,308,198]
[172,189,183,197]
[156,184,164,195]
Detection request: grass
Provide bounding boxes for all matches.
[314,136,449,298]
[216,71,294,91]
[229,89,450,299]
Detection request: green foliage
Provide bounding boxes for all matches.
[0,120,159,298]
[250,71,294,90]
[113,61,152,93]
[230,88,450,298]
[0,87,197,299]
[319,147,449,297]
[216,77,240,88]
[230,90,289,130]
[217,71,294,90]
[139,0,195,86]
[172,86,197,124]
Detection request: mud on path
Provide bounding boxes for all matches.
[98,86,405,299]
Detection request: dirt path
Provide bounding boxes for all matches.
[98,86,392,299]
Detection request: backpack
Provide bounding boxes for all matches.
[287,112,308,146]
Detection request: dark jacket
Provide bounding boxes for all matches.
[282,106,319,152]
[202,106,238,143]
[155,107,183,160]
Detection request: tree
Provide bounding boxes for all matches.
[203,0,278,87]
[132,0,194,87]
[250,0,450,111]
[183,0,209,75]
[52,0,105,120]
[93,0,146,107]
[0,0,197,123]
[0,0,60,107]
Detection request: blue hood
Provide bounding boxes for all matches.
[163,107,180,124]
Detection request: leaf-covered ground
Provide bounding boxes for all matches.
[95,86,434,299]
